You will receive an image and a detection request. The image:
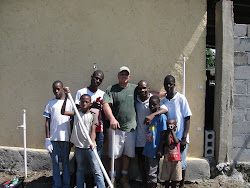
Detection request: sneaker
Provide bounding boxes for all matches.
[120,175,130,188]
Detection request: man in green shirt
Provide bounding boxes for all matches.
[103,66,137,188]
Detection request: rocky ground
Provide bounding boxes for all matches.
[0,169,249,188]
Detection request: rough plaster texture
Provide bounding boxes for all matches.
[232,23,250,165]
[214,0,234,163]
[0,0,207,158]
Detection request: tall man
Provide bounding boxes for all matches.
[75,70,105,157]
[160,75,192,188]
[103,66,136,188]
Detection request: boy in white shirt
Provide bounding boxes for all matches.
[62,87,105,188]
[160,75,192,188]
[43,80,72,188]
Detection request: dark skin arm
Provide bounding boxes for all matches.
[61,89,74,116]
[144,108,168,125]
[180,116,190,151]
[90,124,96,150]
[45,117,50,138]
[157,130,168,158]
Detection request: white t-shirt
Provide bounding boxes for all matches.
[75,87,104,132]
[135,93,168,147]
[70,111,98,148]
[160,92,192,143]
[43,99,72,142]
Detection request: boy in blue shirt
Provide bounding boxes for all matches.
[143,95,167,188]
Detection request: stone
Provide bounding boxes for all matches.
[234,66,250,80]
[234,38,247,52]
[232,134,250,148]
[248,53,250,65]
[234,52,246,66]
[246,109,250,121]
[234,24,247,37]
[185,158,210,181]
[234,95,250,108]
[233,121,250,135]
[232,148,250,163]
[234,80,246,94]
[248,81,250,94]
[233,108,245,123]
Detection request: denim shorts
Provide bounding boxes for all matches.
[181,144,188,170]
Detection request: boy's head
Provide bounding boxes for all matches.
[52,80,63,99]
[80,94,92,112]
[164,75,175,95]
[149,95,160,113]
[167,118,177,130]
[90,70,104,88]
[137,80,150,99]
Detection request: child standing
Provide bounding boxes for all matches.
[43,80,72,188]
[158,119,182,188]
[61,87,105,188]
[143,95,167,188]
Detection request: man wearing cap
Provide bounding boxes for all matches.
[103,66,137,188]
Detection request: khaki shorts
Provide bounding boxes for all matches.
[108,128,136,159]
[161,161,182,181]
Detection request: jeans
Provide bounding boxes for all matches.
[181,144,188,170]
[96,132,104,158]
[50,141,70,188]
[75,147,105,188]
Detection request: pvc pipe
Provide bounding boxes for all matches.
[183,57,186,96]
[23,109,27,179]
[110,129,115,184]
[67,93,113,188]
[17,109,27,178]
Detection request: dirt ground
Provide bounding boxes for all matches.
[0,170,249,188]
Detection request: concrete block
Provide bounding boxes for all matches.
[246,38,250,52]
[233,121,250,135]
[234,38,248,52]
[248,81,250,94]
[234,52,246,66]
[246,109,250,121]
[248,25,250,37]
[232,134,250,148]
[234,95,250,108]
[248,53,250,65]
[232,148,250,163]
[234,80,246,94]
[233,108,245,123]
[204,130,215,158]
[234,24,247,37]
[234,66,250,80]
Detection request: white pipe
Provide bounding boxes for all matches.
[110,129,115,184]
[17,109,27,179]
[23,109,27,179]
[183,56,186,96]
[67,93,113,188]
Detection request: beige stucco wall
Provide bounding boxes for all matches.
[0,0,206,158]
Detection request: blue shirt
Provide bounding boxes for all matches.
[143,114,167,158]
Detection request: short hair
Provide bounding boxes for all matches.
[92,70,104,77]
[164,75,175,83]
[80,94,91,101]
[138,80,148,86]
[52,80,63,87]
[149,95,160,104]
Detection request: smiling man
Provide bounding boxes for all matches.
[103,66,137,188]
[75,70,105,158]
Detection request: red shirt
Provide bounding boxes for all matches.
[165,135,181,161]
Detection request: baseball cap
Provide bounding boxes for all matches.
[118,66,130,74]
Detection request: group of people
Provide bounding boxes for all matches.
[43,66,192,188]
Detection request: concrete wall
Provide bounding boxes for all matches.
[232,24,250,163]
[0,0,207,158]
